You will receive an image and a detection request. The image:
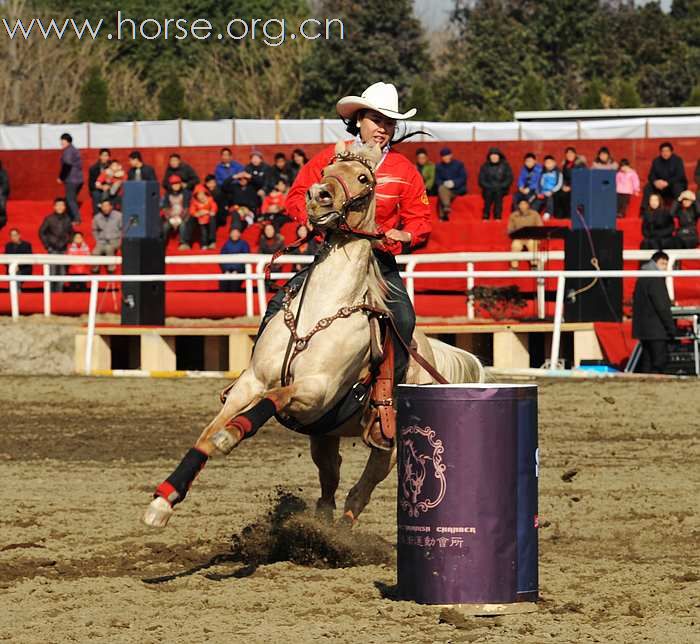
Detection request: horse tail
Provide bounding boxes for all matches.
[426,337,485,384]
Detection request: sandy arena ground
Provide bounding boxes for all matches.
[0,375,698,644]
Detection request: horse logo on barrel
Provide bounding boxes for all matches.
[399,424,447,517]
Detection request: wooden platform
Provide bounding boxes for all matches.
[74,322,602,375]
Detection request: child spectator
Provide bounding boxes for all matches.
[514,153,542,207]
[66,231,91,289]
[189,187,218,249]
[671,190,699,249]
[641,193,675,251]
[94,159,125,205]
[555,147,587,218]
[478,147,513,220]
[616,159,641,218]
[91,198,122,273]
[220,227,251,292]
[261,179,288,214]
[4,228,32,289]
[592,146,619,170]
[507,197,543,269]
[201,174,227,228]
[161,175,192,250]
[435,147,467,221]
[532,155,562,219]
[415,148,436,196]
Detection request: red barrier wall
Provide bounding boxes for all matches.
[2,137,699,200]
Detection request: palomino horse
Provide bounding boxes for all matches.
[143,141,483,529]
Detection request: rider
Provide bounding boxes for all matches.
[259,81,431,387]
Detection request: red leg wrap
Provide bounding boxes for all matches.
[155,481,179,505]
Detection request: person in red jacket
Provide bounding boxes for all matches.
[259,81,431,386]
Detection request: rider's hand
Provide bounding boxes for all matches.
[385,229,412,244]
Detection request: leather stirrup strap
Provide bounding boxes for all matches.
[371,333,396,441]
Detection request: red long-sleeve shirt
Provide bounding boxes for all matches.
[285,143,432,255]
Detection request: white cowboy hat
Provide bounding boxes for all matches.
[336,82,417,121]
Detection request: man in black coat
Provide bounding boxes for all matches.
[38,197,73,292]
[127,151,158,182]
[88,148,111,213]
[161,154,199,193]
[632,251,677,373]
[4,228,32,289]
[478,147,513,220]
[641,142,688,212]
[0,160,10,230]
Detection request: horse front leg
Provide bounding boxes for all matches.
[143,374,266,528]
[309,435,341,522]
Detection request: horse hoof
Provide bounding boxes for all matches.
[315,499,336,524]
[337,510,356,530]
[143,497,173,528]
[211,429,238,455]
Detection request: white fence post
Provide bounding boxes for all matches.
[467,262,475,320]
[244,263,254,318]
[549,275,566,370]
[256,260,267,318]
[537,256,546,320]
[405,260,416,303]
[85,278,99,375]
[9,263,19,320]
[43,264,51,317]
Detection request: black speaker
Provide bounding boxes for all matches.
[122,180,161,239]
[564,229,623,322]
[571,168,617,230]
[121,238,165,326]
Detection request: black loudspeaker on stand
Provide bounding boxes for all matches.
[120,182,165,325]
[564,229,623,323]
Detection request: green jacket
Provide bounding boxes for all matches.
[417,161,435,192]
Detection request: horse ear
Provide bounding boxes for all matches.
[365,142,382,167]
[335,140,346,156]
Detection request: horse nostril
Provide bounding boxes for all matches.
[319,190,332,201]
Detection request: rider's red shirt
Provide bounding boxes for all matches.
[285,144,432,255]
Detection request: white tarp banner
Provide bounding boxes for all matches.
[579,118,646,139]
[647,116,700,139]
[235,119,276,145]
[277,119,323,144]
[89,122,135,149]
[420,121,474,142]
[40,123,88,150]
[182,119,232,147]
[0,124,40,150]
[521,121,579,141]
[474,122,520,141]
[135,120,179,147]
[322,119,347,144]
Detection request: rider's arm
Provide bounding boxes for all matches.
[285,146,337,225]
[396,163,432,249]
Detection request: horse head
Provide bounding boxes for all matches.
[306,140,382,233]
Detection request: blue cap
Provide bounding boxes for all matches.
[440,147,452,156]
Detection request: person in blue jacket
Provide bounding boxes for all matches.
[215,147,245,188]
[435,147,467,221]
[531,155,563,219]
[513,153,543,208]
[220,227,250,292]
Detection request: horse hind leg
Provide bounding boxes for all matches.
[309,435,341,523]
[342,445,397,526]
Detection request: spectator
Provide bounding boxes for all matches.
[267,152,292,191]
[58,133,83,224]
[4,228,32,289]
[642,142,688,209]
[632,251,676,373]
[435,147,467,221]
[94,159,125,206]
[215,147,244,187]
[199,174,227,228]
[261,179,288,215]
[507,197,543,269]
[88,148,111,213]
[161,175,192,250]
[288,148,308,185]
[66,231,91,289]
[694,158,700,191]
[127,151,158,182]
[290,223,321,271]
[478,147,513,220]
[640,193,675,251]
[555,146,587,218]
[0,160,9,230]
[591,146,619,170]
[91,198,122,272]
[258,221,285,254]
[245,151,271,199]
[39,197,73,291]
[532,155,562,219]
[189,186,218,249]
[162,153,199,193]
[671,190,699,249]
[616,158,641,219]
[415,148,436,196]
[225,172,260,229]
[220,227,250,292]
[514,153,542,208]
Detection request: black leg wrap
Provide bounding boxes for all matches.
[160,448,209,505]
[239,397,278,439]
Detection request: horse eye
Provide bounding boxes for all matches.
[358,174,368,184]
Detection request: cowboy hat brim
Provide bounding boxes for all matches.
[336,96,417,121]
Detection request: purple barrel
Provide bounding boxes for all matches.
[396,384,538,605]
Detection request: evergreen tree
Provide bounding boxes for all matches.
[407,79,439,121]
[615,79,642,108]
[158,78,186,120]
[77,67,109,122]
[580,79,604,109]
[685,84,700,106]
[514,73,549,112]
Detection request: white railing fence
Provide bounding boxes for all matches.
[5,268,700,375]
[3,249,700,321]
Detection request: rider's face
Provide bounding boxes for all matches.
[359,110,395,149]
